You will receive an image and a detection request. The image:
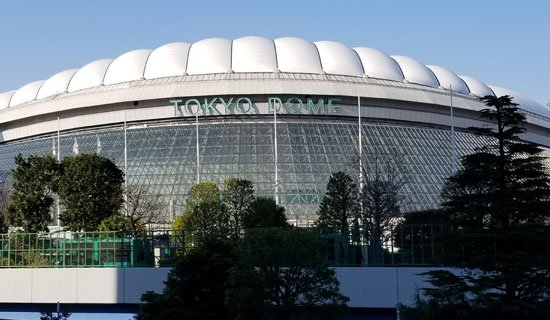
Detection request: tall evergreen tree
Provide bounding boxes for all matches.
[402,95,550,319]
[223,178,255,238]
[316,171,360,243]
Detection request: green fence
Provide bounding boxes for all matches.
[323,224,449,267]
[0,226,447,268]
[0,231,181,268]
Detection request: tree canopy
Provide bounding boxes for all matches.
[0,178,12,233]
[7,154,60,232]
[172,182,228,242]
[172,180,287,240]
[223,178,255,238]
[139,228,349,320]
[242,196,288,229]
[402,95,550,319]
[143,179,349,319]
[227,227,349,320]
[316,171,360,243]
[138,238,236,320]
[58,153,124,231]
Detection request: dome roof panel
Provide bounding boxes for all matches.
[103,49,152,85]
[427,65,469,94]
[274,37,323,74]
[458,75,494,97]
[9,80,45,107]
[68,59,113,93]
[144,42,191,79]
[0,90,16,110]
[232,36,277,73]
[36,69,78,99]
[391,55,439,87]
[489,85,550,118]
[353,47,404,81]
[314,41,364,76]
[187,38,232,75]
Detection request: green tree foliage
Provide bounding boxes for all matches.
[242,196,288,229]
[316,172,360,243]
[141,179,349,320]
[223,178,255,238]
[58,154,124,231]
[7,154,60,232]
[98,214,145,235]
[138,238,236,320]
[172,182,228,242]
[402,95,550,319]
[227,227,349,320]
[0,178,12,233]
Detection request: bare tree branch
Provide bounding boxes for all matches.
[360,155,408,244]
[121,185,167,232]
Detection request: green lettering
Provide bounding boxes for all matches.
[170,99,183,116]
[328,97,341,115]
[235,97,252,114]
[185,98,201,116]
[307,98,324,114]
[219,97,233,114]
[268,97,283,113]
[286,96,303,114]
[204,97,219,115]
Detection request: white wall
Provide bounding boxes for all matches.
[0,266,447,308]
[335,267,454,308]
[0,268,169,304]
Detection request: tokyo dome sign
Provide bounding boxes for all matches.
[169,96,342,117]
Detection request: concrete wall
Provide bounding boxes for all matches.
[0,266,445,308]
[335,267,449,308]
[0,268,170,304]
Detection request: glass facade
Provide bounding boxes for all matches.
[0,117,497,224]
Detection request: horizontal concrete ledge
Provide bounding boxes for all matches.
[0,266,456,308]
[0,267,170,304]
[335,267,453,308]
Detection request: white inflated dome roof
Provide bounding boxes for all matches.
[0,36,547,118]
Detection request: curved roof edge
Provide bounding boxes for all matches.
[0,36,545,119]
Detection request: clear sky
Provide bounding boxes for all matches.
[0,0,548,105]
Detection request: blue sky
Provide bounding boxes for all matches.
[0,0,548,105]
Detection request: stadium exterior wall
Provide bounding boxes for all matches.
[0,74,549,221]
[0,36,549,220]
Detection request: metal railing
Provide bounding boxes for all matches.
[0,230,183,268]
[0,225,447,268]
[324,224,449,267]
